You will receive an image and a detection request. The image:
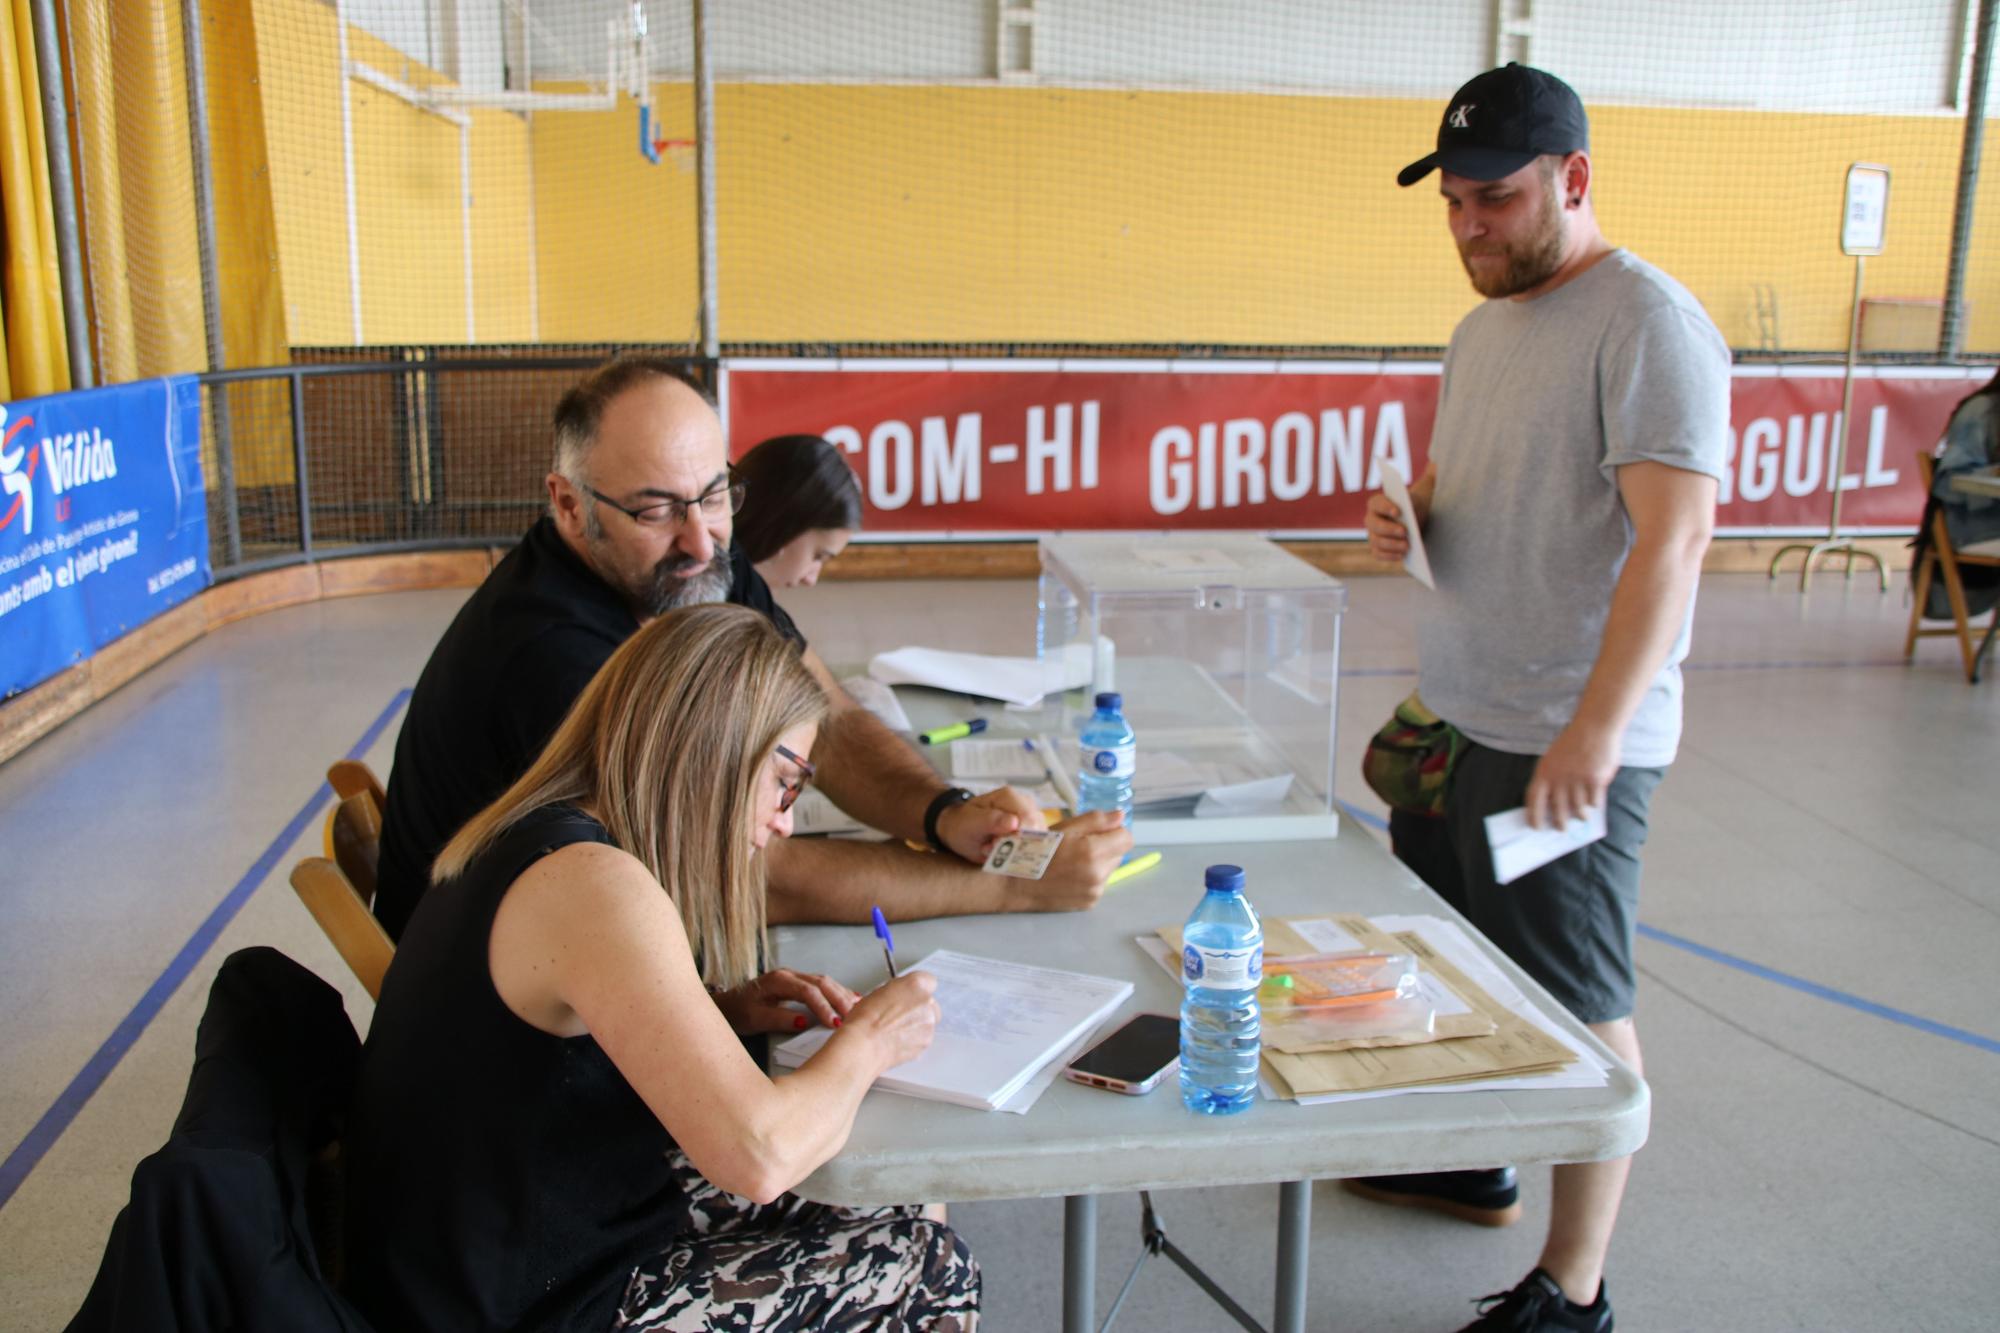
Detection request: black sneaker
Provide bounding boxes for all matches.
[1458,1269,1612,1332]
[1340,1166,1522,1226]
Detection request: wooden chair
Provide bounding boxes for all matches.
[326,758,386,816]
[289,759,395,1000]
[290,856,394,1002]
[322,788,382,905]
[1904,452,2000,683]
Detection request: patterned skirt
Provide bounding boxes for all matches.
[613,1151,981,1332]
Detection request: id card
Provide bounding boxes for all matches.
[982,828,1064,880]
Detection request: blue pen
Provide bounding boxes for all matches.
[871,906,899,980]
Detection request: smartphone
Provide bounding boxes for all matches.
[1062,1012,1180,1095]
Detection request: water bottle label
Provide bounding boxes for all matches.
[1182,942,1263,990]
[1084,742,1135,778]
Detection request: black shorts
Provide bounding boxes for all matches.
[1387,741,1663,1025]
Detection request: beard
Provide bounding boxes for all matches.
[628,544,732,616]
[637,546,733,616]
[583,506,733,617]
[1457,181,1567,299]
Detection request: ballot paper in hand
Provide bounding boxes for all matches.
[1484,804,1607,885]
[1381,467,1436,590]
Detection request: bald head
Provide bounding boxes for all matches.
[545,356,734,618]
[550,355,718,494]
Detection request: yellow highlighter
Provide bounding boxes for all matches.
[1105,851,1162,888]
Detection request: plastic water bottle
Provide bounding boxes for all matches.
[1076,691,1135,822]
[1179,864,1262,1115]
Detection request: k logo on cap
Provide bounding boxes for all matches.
[1397,63,1588,187]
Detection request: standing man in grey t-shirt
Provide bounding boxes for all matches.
[1355,65,1729,1333]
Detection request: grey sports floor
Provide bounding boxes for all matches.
[2,571,1995,1331]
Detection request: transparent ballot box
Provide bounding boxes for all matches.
[1036,534,1346,843]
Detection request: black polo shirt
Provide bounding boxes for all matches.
[372,517,801,941]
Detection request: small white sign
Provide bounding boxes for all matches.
[1841,164,1889,256]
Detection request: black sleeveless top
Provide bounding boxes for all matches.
[343,805,687,1332]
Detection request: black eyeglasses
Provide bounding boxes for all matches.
[587,475,746,529]
[774,744,816,814]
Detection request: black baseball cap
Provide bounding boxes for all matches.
[1397,63,1589,187]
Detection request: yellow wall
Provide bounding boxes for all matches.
[529,85,699,344]
[238,38,1998,355]
[252,0,536,347]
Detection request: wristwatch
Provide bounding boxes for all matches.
[923,786,974,852]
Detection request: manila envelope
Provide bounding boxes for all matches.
[1157,914,1497,1055]
[1263,930,1575,1097]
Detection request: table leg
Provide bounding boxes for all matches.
[1273,1179,1311,1333]
[1064,1194,1097,1333]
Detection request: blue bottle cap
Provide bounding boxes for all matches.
[1095,691,1123,712]
[1204,864,1245,893]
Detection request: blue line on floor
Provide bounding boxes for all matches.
[0,689,413,1214]
[1682,658,1912,672]
[1338,800,1390,831]
[1340,660,1912,677]
[1637,923,2000,1056]
[1339,804,1995,1056]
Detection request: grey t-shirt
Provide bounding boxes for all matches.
[1417,249,1730,768]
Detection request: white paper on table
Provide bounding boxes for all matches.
[960,778,1065,812]
[1194,774,1293,817]
[867,644,1092,707]
[1044,737,1280,810]
[1381,467,1436,590]
[1283,917,1367,955]
[951,739,1051,781]
[1483,805,1607,885]
[839,675,914,732]
[773,950,1131,1111]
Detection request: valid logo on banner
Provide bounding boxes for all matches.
[0,403,121,538]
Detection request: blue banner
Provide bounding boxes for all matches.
[1,376,210,699]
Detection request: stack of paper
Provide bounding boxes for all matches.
[1147,913,1605,1105]
[867,644,1093,707]
[772,950,1132,1112]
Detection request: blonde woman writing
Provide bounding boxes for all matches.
[343,604,978,1331]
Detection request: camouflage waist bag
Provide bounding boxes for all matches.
[1360,692,1467,818]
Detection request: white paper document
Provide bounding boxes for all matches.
[838,675,914,733]
[867,644,1093,707]
[1483,805,1607,886]
[950,739,1052,781]
[772,950,1133,1111]
[1193,774,1294,817]
[1381,467,1436,590]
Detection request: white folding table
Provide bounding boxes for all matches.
[774,819,1650,1333]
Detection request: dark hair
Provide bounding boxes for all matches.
[731,435,865,562]
[1957,365,2000,409]
[550,354,715,483]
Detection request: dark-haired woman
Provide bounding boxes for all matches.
[733,434,864,588]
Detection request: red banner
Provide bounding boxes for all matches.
[724,362,1981,536]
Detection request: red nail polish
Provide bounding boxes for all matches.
[793,1015,808,1030]
[831,1016,843,1028]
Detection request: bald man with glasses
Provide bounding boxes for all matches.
[372,354,1132,942]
